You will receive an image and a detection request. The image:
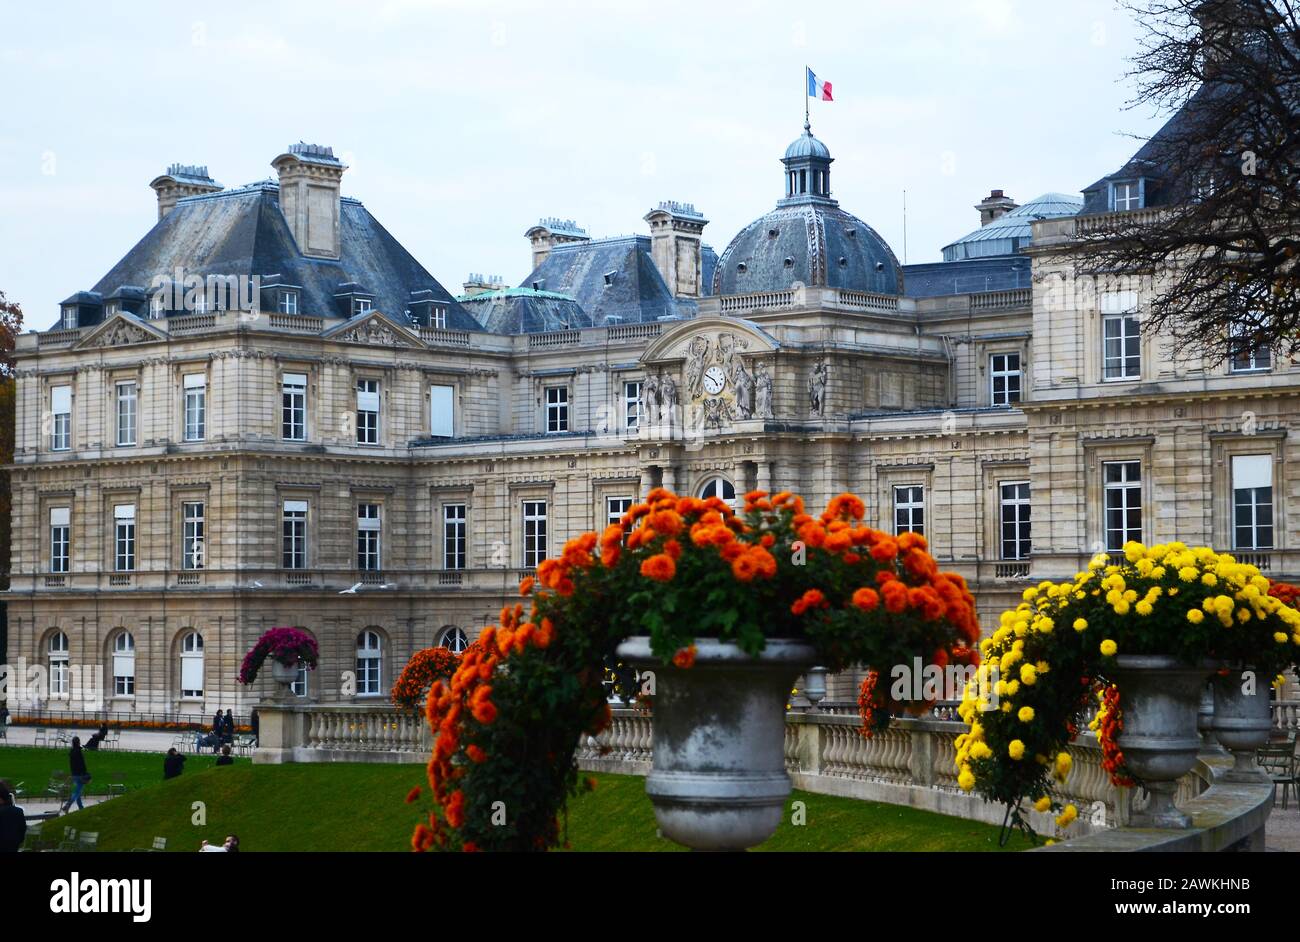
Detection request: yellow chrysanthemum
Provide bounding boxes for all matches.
[1020,664,1038,686]
[1186,608,1205,624]
[1073,618,1088,631]
[1018,706,1035,723]
[1100,639,1118,657]
[1034,795,1052,813]
[1008,739,1026,760]
[958,767,975,791]
[1055,804,1078,827]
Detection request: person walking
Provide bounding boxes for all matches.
[61,736,90,813]
[0,781,26,853]
[163,747,186,780]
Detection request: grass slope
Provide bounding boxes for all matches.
[1,746,245,799]
[15,751,1015,852]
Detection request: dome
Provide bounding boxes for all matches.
[941,192,1082,261]
[712,203,903,296]
[784,128,831,161]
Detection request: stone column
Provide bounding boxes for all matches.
[661,465,677,493]
[756,460,772,494]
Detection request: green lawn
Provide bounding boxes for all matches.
[3,747,1015,852]
[1,746,246,800]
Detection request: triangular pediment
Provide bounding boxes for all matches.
[323,310,423,348]
[73,313,167,350]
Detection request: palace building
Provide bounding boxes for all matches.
[5,113,1297,717]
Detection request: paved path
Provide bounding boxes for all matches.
[1265,799,1300,851]
[2,726,219,753]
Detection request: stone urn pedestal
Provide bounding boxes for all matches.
[1211,668,1274,783]
[1108,655,1209,829]
[616,636,816,851]
[270,659,300,701]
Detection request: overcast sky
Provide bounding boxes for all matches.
[0,0,1169,328]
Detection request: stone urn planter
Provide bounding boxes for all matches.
[270,658,300,699]
[1210,668,1274,782]
[1107,655,1209,829]
[616,636,816,851]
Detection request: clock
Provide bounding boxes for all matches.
[702,365,727,395]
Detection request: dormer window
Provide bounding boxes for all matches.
[603,271,617,287]
[1111,180,1143,212]
[61,306,78,330]
[431,306,446,329]
[353,297,373,316]
[149,294,166,318]
[278,290,299,315]
[532,279,545,291]
[104,302,119,318]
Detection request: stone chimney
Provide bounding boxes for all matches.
[644,201,708,298]
[148,164,222,220]
[975,189,1018,227]
[272,143,346,260]
[463,273,505,297]
[524,218,589,271]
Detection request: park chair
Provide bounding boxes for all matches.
[53,729,71,746]
[131,836,167,852]
[1257,744,1298,811]
[56,827,78,852]
[45,771,70,803]
[21,820,42,852]
[235,733,257,756]
[106,729,121,751]
[106,770,127,797]
[77,831,99,851]
[33,726,50,747]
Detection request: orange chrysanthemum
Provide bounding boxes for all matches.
[640,553,677,581]
[672,645,698,669]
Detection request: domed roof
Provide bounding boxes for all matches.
[712,203,903,296]
[784,127,831,162]
[941,192,1082,261]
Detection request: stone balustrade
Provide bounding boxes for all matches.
[256,700,1275,849]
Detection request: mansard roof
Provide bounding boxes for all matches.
[457,287,590,334]
[87,182,478,330]
[518,235,693,329]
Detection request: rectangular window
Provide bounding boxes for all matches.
[1229,321,1271,373]
[607,496,632,527]
[999,482,1031,560]
[357,503,381,571]
[989,353,1021,406]
[51,385,71,451]
[282,500,308,569]
[61,306,77,330]
[523,500,548,568]
[356,379,379,445]
[624,382,642,431]
[50,507,70,573]
[545,387,569,433]
[115,381,137,446]
[281,373,307,441]
[277,290,298,315]
[182,501,205,570]
[443,503,466,570]
[114,503,136,572]
[893,485,925,536]
[1102,313,1141,381]
[430,384,454,438]
[353,298,373,315]
[113,644,135,697]
[432,306,447,329]
[183,374,206,441]
[1103,461,1143,552]
[1112,181,1142,211]
[1232,455,1273,551]
[149,294,165,318]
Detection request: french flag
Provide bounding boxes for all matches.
[806,67,832,101]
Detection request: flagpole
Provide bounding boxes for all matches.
[804,65,810,130]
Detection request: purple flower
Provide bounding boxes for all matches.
[238,627,320,685]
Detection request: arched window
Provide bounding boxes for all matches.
[438,626,469,653]
[180,631,204,699]
[112,631,135,697]
[356,630,383,696]
[698,477,736,504]
[48,631,69,698]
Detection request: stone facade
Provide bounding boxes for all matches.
[7,135,1299,719]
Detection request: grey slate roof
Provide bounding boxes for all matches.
[712,203,904,296]
[458,287,590,333]
[517,235,690,328]
[903,257,1033,298]
[87,182,477,330]
[700,244,718,298]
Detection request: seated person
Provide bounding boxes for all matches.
[215,745,234,766]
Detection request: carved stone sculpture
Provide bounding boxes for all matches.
[755,362,774,419]
[685,336,710,399]
[734,361,755,419]
[809,358,829,417]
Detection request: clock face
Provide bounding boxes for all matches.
[703,365,727,395]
